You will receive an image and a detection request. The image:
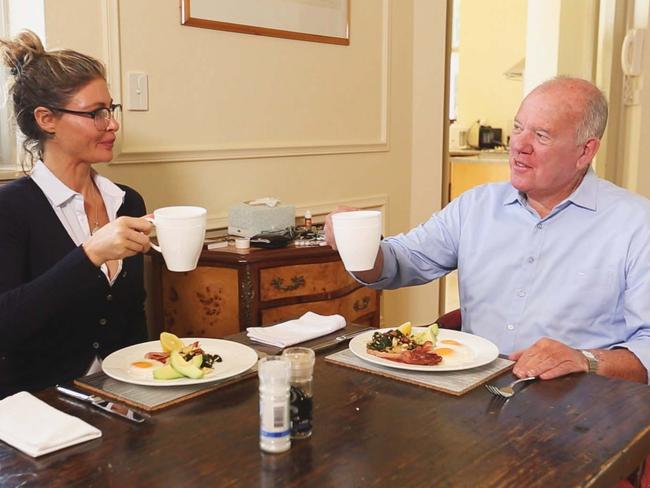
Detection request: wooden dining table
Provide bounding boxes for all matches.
[1,336,649,487]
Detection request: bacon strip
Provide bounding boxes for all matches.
[367,341,442,366]
[145,351,169,363]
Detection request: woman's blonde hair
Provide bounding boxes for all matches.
[0,30,106,171]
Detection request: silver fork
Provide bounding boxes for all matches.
[485,376,536,398]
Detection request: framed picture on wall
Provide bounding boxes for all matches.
[181,0,350,45]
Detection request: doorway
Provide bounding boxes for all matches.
[441,0,619,313]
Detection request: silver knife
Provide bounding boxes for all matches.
[56,385,146,424]
[310,327,375,352]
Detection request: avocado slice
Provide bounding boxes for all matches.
[153,363,184,380]
[170,351,204,379]
[189,354,203,369]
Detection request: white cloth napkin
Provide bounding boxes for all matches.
[247,312,346,348]
[0,391,102,457]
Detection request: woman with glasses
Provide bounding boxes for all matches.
[0,31,153,397]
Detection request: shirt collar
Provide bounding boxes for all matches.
[30,160,76,207]
[30,160,125,209]
[566,166,597,211]
[502,167,598,212]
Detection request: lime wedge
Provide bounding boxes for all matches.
[415,323,439,345]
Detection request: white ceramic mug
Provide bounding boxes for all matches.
[331,210,382,271]
[146,206,207,272]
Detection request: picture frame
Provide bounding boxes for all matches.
[181,0,350,46]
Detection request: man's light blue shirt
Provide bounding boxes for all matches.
[363,169,650,380]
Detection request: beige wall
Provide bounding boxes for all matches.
[456,0,526,145]
[43,0,448,327]
[525,0,598,95]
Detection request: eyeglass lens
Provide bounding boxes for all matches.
[94,105,121,130]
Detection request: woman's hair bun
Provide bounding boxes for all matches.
[0,30,45,77]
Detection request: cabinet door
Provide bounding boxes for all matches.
[260,287,378,325]
[161,266,240,337]
[259,261,357,301]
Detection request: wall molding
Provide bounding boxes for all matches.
[205,194,388,231]
[101,0,391,165]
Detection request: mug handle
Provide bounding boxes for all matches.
[144,217,162,253]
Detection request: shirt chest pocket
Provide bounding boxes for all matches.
[572,266,615,289]
[552,265,619,324]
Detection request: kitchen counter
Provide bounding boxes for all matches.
[450,150,510,164]
[449,149,481,157]
[449,150,510,199]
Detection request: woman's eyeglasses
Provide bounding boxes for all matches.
[48,103,122,131]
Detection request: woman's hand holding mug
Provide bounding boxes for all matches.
[83,216,153,267]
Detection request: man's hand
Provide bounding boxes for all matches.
[510,337,648,383]
[82,216,154,267]
[324,206,358,250]
[509,337,588,380]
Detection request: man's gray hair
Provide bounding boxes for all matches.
[576,84,608,143]
[537,76,608,143]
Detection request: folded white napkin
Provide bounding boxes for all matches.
[0,391,102,457]
[247,312,346,348]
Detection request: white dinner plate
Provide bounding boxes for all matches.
[349,327,499,372]
[102,338,258,386]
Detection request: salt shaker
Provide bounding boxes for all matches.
[258,356,291,453]
[282,347,315,439]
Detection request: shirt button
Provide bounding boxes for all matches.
[536,223,543,230]
[527,257,535,264]
[106,294,113,302]
[518,289,526,298]
[507,324,515,331]
[92,342,100,349]
[99,318,108,326]
[122,271,128,278]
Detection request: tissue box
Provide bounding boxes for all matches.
[228,203,296,237]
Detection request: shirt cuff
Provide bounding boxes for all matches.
[350,241,396,288]
[611,342,650,384]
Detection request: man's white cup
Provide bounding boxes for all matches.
[331,210,382,271]
[146,206,207,272]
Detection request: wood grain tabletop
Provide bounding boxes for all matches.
[1,350,648,487]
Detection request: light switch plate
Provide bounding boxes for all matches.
[127,72,148,111]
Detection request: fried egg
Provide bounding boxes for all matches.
[434,340,474,366]
[128,360,164,380]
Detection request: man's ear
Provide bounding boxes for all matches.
[576,137,600,170]
[33,106,57,135]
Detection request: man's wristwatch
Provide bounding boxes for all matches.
[580,350,599,374]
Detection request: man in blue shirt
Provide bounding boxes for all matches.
[326,77,649,384]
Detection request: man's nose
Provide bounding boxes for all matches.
[510,131,532,154]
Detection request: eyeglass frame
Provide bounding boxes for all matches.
[47,103,122,131]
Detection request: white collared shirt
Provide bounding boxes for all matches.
[30,160,126,285]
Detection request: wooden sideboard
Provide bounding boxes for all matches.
[150,244,381,338]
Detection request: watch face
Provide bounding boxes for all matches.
[581,350,598,374]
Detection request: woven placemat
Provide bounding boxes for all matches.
[72,324,371,412]
[74,363,259,412]
[325,349,514,396]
